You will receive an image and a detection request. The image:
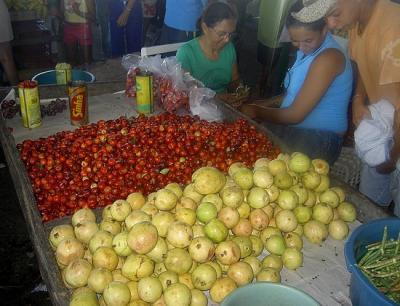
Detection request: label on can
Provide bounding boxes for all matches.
[68,81,88,126]
[55,63,72,85]
[135,72,154,114]
[18,80,42,129]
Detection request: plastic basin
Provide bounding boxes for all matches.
[221,282,320,306]
[344,218,400,306]
[32,69,95,85]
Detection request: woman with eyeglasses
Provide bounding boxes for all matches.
[176,1,239,93]
[241,0,353,165]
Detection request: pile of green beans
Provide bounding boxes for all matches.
[357,226,400,303]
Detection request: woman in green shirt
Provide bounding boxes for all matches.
[176,2,239,93]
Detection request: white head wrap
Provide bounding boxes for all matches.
[291,0,337,23]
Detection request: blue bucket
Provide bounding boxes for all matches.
[344,218,400,306]
[32,69,95,85]
[221,282,320,306]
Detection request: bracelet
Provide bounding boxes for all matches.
[125,6,132,12]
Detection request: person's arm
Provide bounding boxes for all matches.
[376,83,400,173]
[352,66,371,126]
[251,94,285,108]
[226,62,240,92]
[240,48,345,123]
[117,0,136,27]
[72,0,96,22]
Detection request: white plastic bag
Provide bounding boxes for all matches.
[189,88,223,122]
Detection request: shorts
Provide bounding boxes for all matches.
[359,163,392,206]
[265,123,344,166]
[391,167,400,217]
[63,22,93,46]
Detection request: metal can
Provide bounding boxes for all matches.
[68,81,88,126]
[18,80,42,128]
[135,72,154,114]
[55,62,72,85]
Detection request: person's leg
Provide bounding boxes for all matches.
[63,23,78,66]
[96,0,111,57]
[390,168,400,216]
[65,44,76,65]
[109,0,125,57]
[125,0,144,53]
[79,24,93,65]
[0,42,18,85]
[359,163,392,206]
[83,45,93,65]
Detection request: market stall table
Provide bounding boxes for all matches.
[0,88,391,306]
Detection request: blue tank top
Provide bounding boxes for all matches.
[281,33,353,134]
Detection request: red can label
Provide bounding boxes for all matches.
[68,83,88,125]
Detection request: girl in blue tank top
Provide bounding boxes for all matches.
[241,0,353,165]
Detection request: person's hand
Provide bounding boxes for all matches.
[352,99,371,127]
[239,103,258,119]
[376,160,396,174]
[117,10,130,27]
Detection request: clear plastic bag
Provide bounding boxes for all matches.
[122,53,218,115]
[189,87,223,122]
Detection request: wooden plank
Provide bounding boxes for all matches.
[0,115,70,306]
[0,89,389,306]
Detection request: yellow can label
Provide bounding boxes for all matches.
[55,63,72,85]
[56,69,72,85]
[19,86,42,128]
[135,74,154,114]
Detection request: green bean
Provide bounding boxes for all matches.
[395,232,400,255]
[357,227,400,303]
[363,255,400,269]
[380,226,388,256]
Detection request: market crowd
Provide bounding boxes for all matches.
[1,0,400,214]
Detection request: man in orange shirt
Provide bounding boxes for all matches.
[327,0,400,213]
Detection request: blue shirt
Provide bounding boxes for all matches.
[281,33,353,134]
[164,0,206,32]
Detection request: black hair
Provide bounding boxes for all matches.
[200,1,237,29]
[286,0,326,32]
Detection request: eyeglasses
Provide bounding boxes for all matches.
[211,28,236,40]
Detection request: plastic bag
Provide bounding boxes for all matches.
[122,55,165,98]
[122,53,214,114]
[189,87,223,122]
[122,54,141,97]
[157,59,190,112]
